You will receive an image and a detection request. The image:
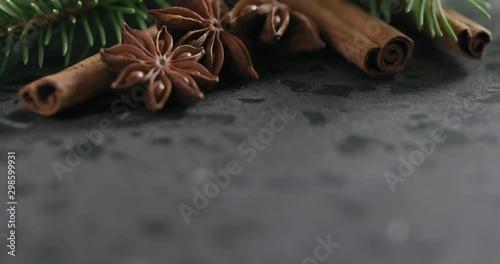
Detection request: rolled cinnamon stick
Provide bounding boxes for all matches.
[402,7,492,59]
[19,61,113,116]
[281,0,414,77]
[19,26,158,116]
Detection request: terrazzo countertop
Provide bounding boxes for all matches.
[0,4,499,264]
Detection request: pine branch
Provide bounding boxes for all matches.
[358,0,491,40]
[0,0,172,76]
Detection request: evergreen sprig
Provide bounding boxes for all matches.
[0,0,171,76]
[360,0,491,41]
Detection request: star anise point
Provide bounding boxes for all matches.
[150,0,259,79]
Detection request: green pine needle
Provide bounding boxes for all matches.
[22,23,31,64]
[436,0,458,41]
[0,35,13,75]
[65,22,75,66]
[61,21,68,56]
[81,15,94,46]
[425,5,435,37]
[405,0,415,13]
[44,23,53,46]
[0,0,172,77]
[431,0,444,37]
[467,0,491,19]
[92,12,106,46]
[38,27,44,68]
[418,0,427,28]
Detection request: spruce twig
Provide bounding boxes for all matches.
[0,0,171,76]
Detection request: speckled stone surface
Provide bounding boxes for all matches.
[1,5,500,264]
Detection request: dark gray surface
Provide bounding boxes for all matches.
[1,5,500,264]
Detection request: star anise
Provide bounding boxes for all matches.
[228,0,325,51]
[148,0,259,79]
[100,23,218,112]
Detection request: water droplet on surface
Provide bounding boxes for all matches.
[315,84,353,97]
[385,218,410,245]
[356,85,376,92]
[303,111,327,126]
[281,79,312,93]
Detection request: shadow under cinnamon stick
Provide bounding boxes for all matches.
[19,26,158,116]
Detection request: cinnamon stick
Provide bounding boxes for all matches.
[19,26,158,116]
[281,0,414,77]
[402,7,492,59]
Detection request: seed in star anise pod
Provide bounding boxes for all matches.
[148,0,259,79]
[100,23,218,112]
[228,0,325,51]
